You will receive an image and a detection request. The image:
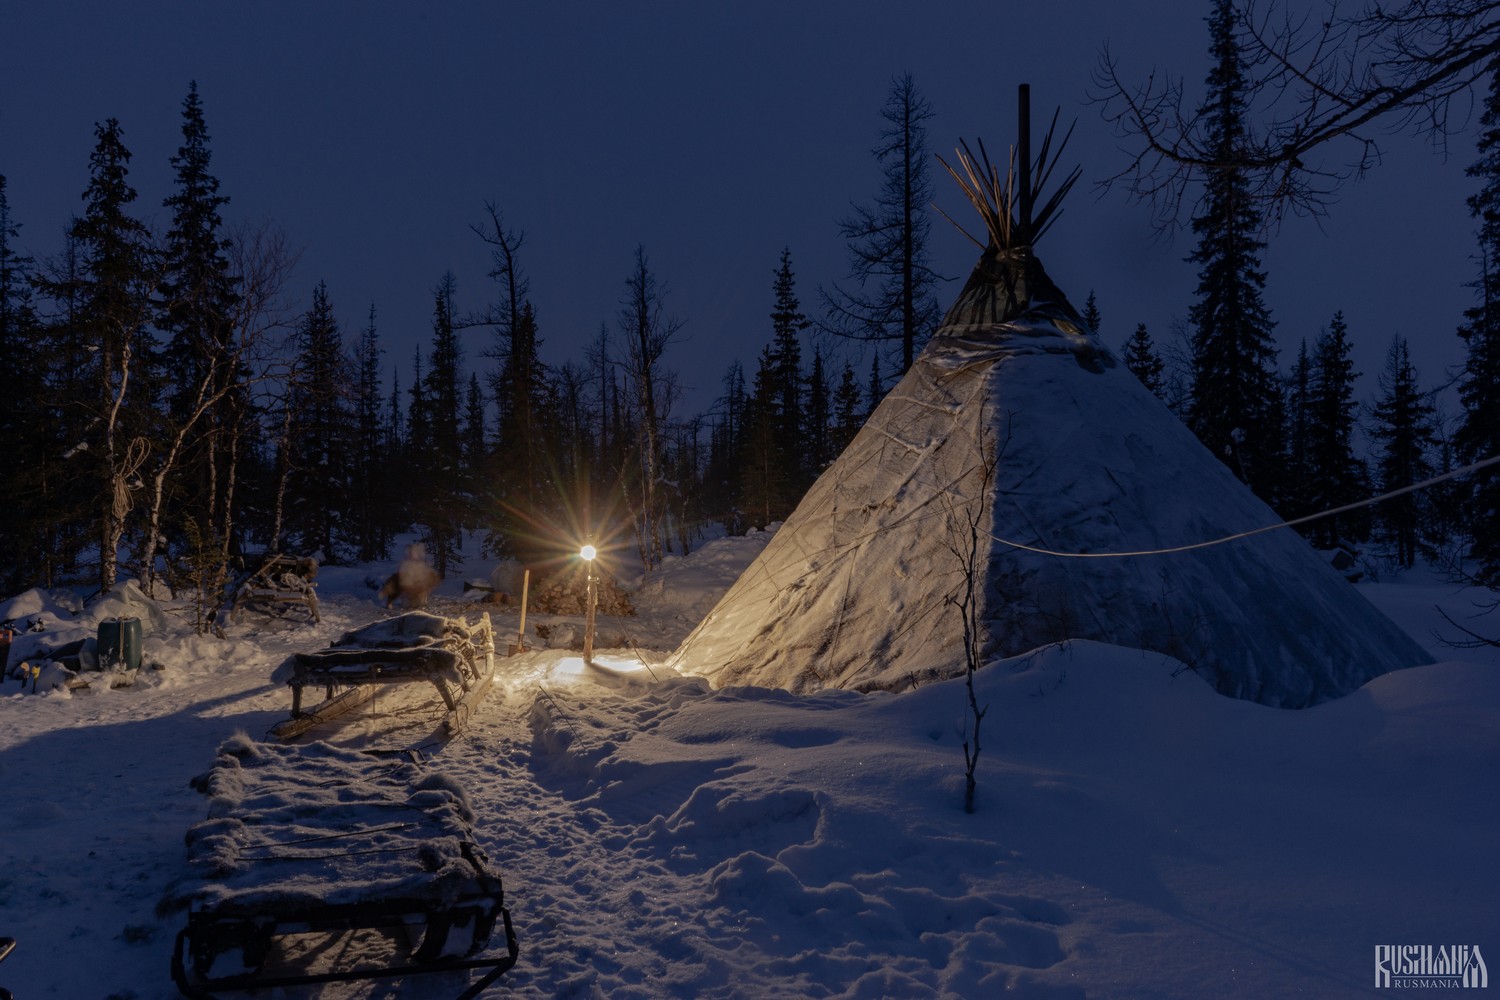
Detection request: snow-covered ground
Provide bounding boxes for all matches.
[0,535,1495,999]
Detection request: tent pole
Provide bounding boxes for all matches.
[1018,83,1032,243]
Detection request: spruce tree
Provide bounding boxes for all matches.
[1283,340,1316,521]
[160,82,238,425]
[1369,336,1437,568]
[1121,322,1166,399]
[492,300,551,563]
[387,365,404,450]
[551,361,593,507]
[0,175,53,592]
[740,346,782,527]
[420,273,464,575]
[43,119,161,588]
[707,361,747,531]
[1081,290,1102,337]
[807,347,832,472]
[832,361,863,453]
[1307,311,1368,545]
[464,373,487,469]
[405,346,430,509]
[1458,66,1500,586]
[0,175,38,431]
[155,82,243,587]
[285,281,350,562]
[769,248,809,492]
[1186,0,1283,504]
[39,232,97,579]
[351,304,388,562]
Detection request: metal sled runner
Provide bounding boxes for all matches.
[168,738,518,999]
[272,611,497,740]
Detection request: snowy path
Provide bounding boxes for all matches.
[2,562,1497,999]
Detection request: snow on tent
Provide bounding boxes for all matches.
[671,93,1431,707]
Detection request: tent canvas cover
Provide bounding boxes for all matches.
[672,126,1430,708]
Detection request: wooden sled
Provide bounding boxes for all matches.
[168,737,518,999]
[230,554,321,625]
[272,611,496,740]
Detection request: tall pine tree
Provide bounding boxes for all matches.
[807,347,832,473]
[284,281,350,562]
[1283,340,1317,522]
[1458,65,1500,586]
[43,119,161,588]
[824,74,942,376]
[1306,311,1367,545]
[0,174,53,592]
[739,345,782,528]
[160,81,238,427]
[768,247,810,503]
[149,81,244,592]
[1369,336,1437,568]
[1186,0,1284,505]
[351,304,389,562]
[706,361,747,530]
[419,272,464,575]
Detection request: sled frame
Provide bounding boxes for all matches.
[271,612,496,740]
[170,841,518,999]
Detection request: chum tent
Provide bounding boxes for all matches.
[670,96,1431,707]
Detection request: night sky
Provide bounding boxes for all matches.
[0,2,1481,419]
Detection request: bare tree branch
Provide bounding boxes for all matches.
[1094,0,1500,225]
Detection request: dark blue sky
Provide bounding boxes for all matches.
[0,1,1481,419]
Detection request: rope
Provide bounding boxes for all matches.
[619,632,662,681]
[536,682,589,750]
[988,453,1500,559]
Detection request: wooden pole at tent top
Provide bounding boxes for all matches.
[1018,83,1032,245]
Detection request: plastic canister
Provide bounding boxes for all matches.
[97,617,142,671]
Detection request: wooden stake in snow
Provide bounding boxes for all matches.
[515,568,531,654]
[581,546,598,665]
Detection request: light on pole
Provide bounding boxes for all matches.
[580,544,598,665]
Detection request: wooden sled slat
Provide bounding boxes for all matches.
[273,611,497,740]
[169,738,518,998]
[269,684,379,740]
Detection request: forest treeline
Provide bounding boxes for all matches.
[1,33,1498,635]
[0,78,936,628]
[1104,0,1499,595]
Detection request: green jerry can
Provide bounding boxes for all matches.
[97,616,142,671]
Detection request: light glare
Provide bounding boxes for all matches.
[580,544,597,561]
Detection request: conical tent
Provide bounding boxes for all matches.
[670,108,1431,707]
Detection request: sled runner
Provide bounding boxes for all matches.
[0,935,13,1000]
[168,737,518,999]
[271,611,496,740]
[229,554,321,625]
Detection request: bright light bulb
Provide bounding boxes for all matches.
[580,544,597,561]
